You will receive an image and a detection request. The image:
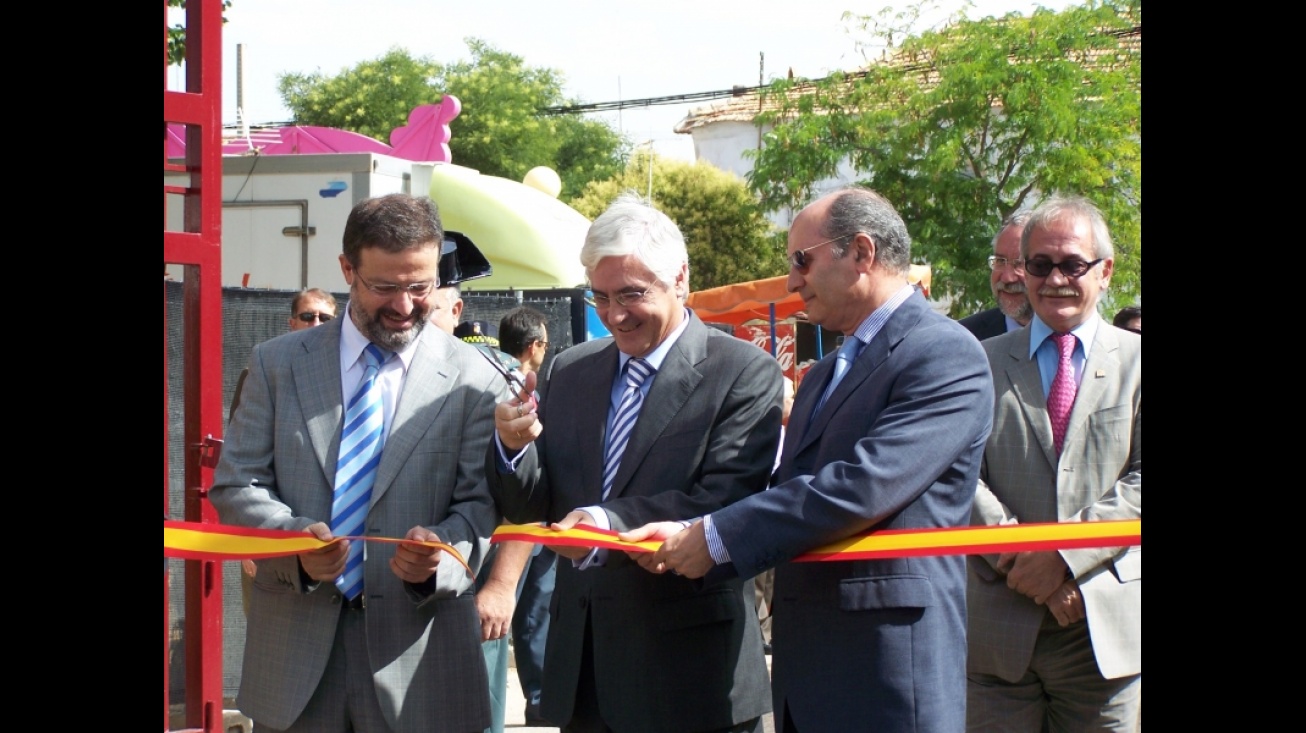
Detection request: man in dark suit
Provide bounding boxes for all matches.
[966,196,1141,732]
[960,212,1032,340]
[638,186,994,733]
[211,194,503,733]
[490,193,780,733]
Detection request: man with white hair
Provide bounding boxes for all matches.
[967,195,1141,733]
[490,193,781,733]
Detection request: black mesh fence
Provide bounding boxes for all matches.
[164,281,584,700]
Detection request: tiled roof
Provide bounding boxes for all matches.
[675,24,1139,134]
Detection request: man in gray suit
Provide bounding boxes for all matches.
[960,212,1032,340]
[966,195,1141,732]
[490,194,780,733]
[211,193,504,733]
[639,186,994,733]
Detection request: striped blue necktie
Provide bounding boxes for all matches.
[811,336,862,420]
[601,358,655,501]
[331,343,390,600]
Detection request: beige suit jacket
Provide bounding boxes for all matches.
[968,319,1141,681]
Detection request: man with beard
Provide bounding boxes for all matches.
[960,212,1032,340]
[211,193,505,733]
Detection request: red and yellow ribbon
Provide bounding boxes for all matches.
[491,519,1141,562]
[163,520,473,576]
[164,518,1139,573]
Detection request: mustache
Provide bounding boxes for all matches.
[1038,286,1079,297]
[995,282,1027,295]
[378,307,420,323]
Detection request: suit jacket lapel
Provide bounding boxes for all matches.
[1002,329,1059,467]
[372,330,456,505]
[566,343,618,504]
[606,317,707,500]
[293,321,346,485]
[796,294,925,452]
[1061,324,1120,455]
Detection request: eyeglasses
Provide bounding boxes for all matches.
[295,312,335,323]
[1023,257,1104,279]
[788,234,851,271]
[987,255,1025,272]
[354,271,436,299]
[535,340,549,349]
[592,290,651,308]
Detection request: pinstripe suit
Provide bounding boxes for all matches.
[967,318,1141,728]
[488,314,779,733]
[211,319,504,733]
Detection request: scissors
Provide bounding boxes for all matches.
[473,344,538,414]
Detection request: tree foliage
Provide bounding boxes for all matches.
[747,0,1141,316]
[165,0,231,67]
[278,41,627,200]
[572,157,786,292]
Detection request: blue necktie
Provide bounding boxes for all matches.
[331,343,390,600]
[812,336,862,419]
[601,358,655,500]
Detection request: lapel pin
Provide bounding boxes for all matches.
[1095,369,1106,378]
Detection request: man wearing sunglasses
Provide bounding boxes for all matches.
[967,196,1141,733]
[960,213,1033,341]
[289,288,338,331]
[633,186,994,733]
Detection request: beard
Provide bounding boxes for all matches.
[351,299,430,352]
[994,282,1032,321]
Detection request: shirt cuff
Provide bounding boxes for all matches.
[703,514,731,564]
[573,506,610,570]
[493,433,529,473]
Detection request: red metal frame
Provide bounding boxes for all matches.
[164,1,223,730]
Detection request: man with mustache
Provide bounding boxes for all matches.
[960,212,1033,340]
[211,193,505,733]
[966,195,1141,733]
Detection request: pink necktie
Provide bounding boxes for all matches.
[1047,332,1077,454]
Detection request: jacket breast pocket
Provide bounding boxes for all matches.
[839,575,934,612]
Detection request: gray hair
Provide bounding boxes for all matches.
[992,210,1032,252]
[1021,196,1114,260]
[821,187,911,275]
[581,192,689,294]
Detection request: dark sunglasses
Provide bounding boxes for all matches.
[788,234,851,271]
[296,312,335,323]
[1023,257,1103,279]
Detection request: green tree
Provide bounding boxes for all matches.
[165,0,231,67]
[278,42,627,200]
[747,0,1141,316]
[278,48,439,141]
[572,156,786,292]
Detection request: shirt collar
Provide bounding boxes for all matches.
[339,305,422,373]
[617,308,693,374]
[1028,313,1101,360]
[847,283,916,348]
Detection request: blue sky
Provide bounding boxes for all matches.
[169,0,1072,161]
